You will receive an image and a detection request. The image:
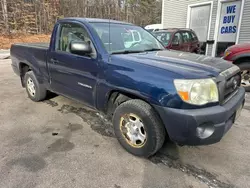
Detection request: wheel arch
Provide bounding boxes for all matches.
[105,90,145,116]
[233,55,250,65]
[19,62,32,87]
[18,60,44,87]
[104,89,168,134]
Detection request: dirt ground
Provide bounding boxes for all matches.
[0,34,51,49]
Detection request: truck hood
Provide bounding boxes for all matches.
[227,43,250,52]
[114,50,234,78]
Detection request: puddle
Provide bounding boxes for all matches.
[149,153,234,188]
[67,123,83,132]
[47,138,75,152]
[43,100,58,107]
[7,155,46,172]
[58,105,115,137]
[45,100,236,187]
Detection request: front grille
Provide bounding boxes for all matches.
[224,73,241,99]
[218,72,241,104]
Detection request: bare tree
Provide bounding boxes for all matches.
[1,0,9,33]
[0,0,162,34]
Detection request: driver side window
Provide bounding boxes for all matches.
[173,32,183,45]
[56,23,96,57]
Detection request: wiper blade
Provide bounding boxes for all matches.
[111,50,144,54]
[111,48,164,54]
[143,48,164,52]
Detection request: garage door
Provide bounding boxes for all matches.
[188,4,211,42]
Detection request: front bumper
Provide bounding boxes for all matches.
[155,87,245,146]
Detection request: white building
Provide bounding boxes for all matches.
[162,0,250,57]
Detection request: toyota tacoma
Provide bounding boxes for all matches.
[11,18,245,157]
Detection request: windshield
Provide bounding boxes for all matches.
[90,22,164,54]
[147,29,154,32]
[154,32,172,46]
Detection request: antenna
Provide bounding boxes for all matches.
[109,6,111,53]
[109,17,111,53]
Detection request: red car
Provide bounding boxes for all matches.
[153,28,200,53]
[223,43,250,91]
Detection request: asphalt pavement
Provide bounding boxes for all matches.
[0,59,249,188]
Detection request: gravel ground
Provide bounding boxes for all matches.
[0,59,249,188]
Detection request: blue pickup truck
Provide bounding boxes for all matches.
[11,18,245,157]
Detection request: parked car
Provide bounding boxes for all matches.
[153,29,200,53]
[223,43,250,91]
[11,18,245,157]
[145,24,163,32]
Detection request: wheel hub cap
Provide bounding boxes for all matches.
[27,77,36,97]
[120,113,147,148]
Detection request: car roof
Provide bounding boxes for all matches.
[154,30,175,33]
[159,28,194,32]
[59,17,134,25]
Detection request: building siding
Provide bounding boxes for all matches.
[162,0,218,56]
[238,0,250,43]
[162,0,188,28]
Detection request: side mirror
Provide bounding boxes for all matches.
[70,41,92,56]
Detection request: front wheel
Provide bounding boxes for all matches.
[113,99,166,157]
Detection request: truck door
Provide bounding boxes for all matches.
[47,22,99,107]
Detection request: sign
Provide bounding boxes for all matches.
[189,5,211,42]
[218,1,242,42]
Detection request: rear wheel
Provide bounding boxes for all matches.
[237,62,250,92]
[24,71,47,101]
[113,99,166,157]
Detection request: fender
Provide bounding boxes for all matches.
[95,57,183,112]
[232,50,250,62]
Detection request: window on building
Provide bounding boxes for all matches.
[216,42,235,57]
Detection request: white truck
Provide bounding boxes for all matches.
[145,24,163,32]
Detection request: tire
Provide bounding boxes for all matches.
[237,62,250,92]
[24,71,47,102]
[113,99,166,157]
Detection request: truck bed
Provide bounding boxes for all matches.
[11,42,50,82]
[13,43,49,49]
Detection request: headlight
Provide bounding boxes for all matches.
[174,79,219,105]
[224,49,231,57]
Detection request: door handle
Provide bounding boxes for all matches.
[51,58,59,64]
